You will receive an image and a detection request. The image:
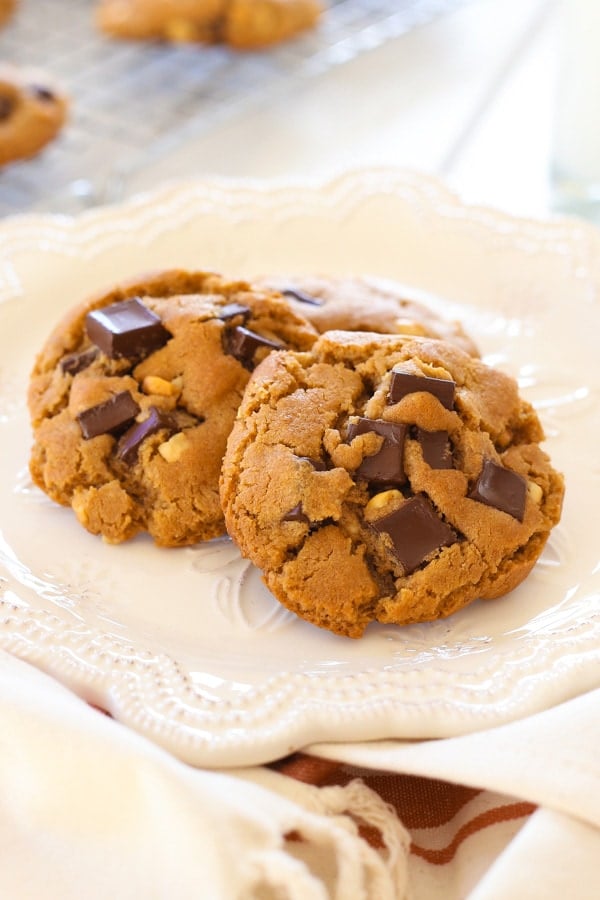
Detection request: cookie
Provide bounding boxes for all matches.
[220,330,564,637]
[95,0,227,42]
[225,0,323,49]
[0,64,68,167]
[95,0,323,48]
[28,269,317,547]
[256,275,479,357]
[0,0,16,29]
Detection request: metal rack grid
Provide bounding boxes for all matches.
[0,0,470,216]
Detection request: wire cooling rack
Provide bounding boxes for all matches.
[0,0,470,215]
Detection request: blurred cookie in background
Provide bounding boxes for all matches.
[0,65,68,166]
[0,0,16,30]
[96,0,225,42]
[96,0,323,49]
[225,0,323,49]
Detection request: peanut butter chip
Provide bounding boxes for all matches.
[158,431,189,463]
[142,375,178,396]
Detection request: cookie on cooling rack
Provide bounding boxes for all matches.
[224,0,323,48]
[95,0,225,42]
[28,269,317,547]
[0,64,68,166]
[220,330,564,637]
[256,274,480,357]
[96,0,323,48]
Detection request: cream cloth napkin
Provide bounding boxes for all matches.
[0,650,408,900]
[1,646,599,899]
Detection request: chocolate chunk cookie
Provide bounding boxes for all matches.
[28,269,317,546]
[0,64,68,166]
[256,275,479,357]
[220,330,564,637]
[96,0,323,48]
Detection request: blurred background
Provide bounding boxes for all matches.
[0,0,590,222]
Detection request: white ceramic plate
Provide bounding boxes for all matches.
[1,169,599,767]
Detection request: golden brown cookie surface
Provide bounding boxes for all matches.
[220,330,564,637]
[255,274,479,356]
[95,0,322,47]
[0,64,68,166]
[28,269,317,547]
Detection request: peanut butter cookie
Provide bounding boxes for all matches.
[225,0,322,49]
[28,269,317,546]
[0,64,68,166]
[96,0,323,48]
[220,330,564,637]
[256,274,479,356]
[0,0,16,29]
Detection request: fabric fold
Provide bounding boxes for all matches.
[468,808,600,900]
[0,651,408,899]
[310,687,600,829]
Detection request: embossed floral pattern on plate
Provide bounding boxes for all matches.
[0,169,599,767]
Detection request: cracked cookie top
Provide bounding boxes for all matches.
[28,269,317,546]
[254,274,480,357]
[220,330,564,637]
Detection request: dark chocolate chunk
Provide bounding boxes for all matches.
[469,459,527,521]
[297,456,327,471]
[60,347,99,376]
[0,96,14,121]
[29,85,56,103]
[218,303,251,321]
[282,504,309,524]
[116,406,175,464]
[85,298,169,360]
[223,325,283,369]
[416,429,453,469]
[282,287,323,307]
[388,369,456,410]
[76,391,140,440]
[347,417,407,486]
[371,495,457,574]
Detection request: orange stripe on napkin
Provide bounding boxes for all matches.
[410,801,537,864]
[273,753,536,862]
[271,754,481,827]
